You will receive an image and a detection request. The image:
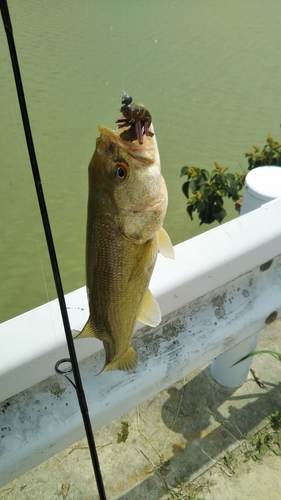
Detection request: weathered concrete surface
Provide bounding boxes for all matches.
[191,453,281,500]
[1,319,281,500]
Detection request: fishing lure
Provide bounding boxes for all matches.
[116,93,154,144]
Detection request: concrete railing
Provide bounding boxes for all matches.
[1,195,281,487]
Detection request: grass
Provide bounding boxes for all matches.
[232,349,281,366]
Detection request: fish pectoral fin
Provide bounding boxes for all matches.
[137,289,161,327]
[72,318,96,339]
[101,345,138,373]
[157,227,175,259]
[130,238,158,280]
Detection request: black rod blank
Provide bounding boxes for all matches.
[0,1,107,498]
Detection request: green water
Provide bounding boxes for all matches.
[1,0,281,323]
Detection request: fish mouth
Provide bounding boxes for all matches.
[97,125,159,166]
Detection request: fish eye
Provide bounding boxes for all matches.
[114,163,128,183]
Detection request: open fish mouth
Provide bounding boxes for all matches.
[98,125,158,166]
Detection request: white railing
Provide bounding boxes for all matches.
[0,196,281,487]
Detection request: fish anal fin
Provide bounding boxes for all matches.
[137,288,161,327]
[101,344,138,373]
[157,227,175,259]
[72,318,96,339]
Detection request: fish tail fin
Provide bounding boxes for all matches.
[100,345,138,373]
[72,318,96,339]
[157,227,175,259]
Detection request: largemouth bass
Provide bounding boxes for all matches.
[74,122,174,372]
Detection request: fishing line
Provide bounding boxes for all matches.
[121,0,125,91]
[0,2,107,499]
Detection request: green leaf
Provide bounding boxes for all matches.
[259,443,268,454]
[226,173,235,182]
[198,172,209,185]
[251,437,259,446]
[180,166,189,177]
[259,433,266,445]
[189,180,197,193]
[200,183,206,194]
[199,207,215,225]
[188,195,198,206]
[186,205,194,220]
[214,208,226,223]
[196,200,207,212]
[232,350,281,367]
[182,181,189,199]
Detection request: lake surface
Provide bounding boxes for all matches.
[1,0,281,322]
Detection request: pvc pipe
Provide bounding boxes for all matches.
[211,166,281,387]
[210,332,261,387]
[240,166,281,215]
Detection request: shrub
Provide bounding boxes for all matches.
[180,163,244,225]
[181,133,281,225]
[245,133,281,170]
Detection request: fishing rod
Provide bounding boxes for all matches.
[0,2,107,498]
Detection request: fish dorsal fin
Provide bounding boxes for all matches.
[157,227,175,259]
[72,318,96,339]
[137,289,161,327]
[130,238,158,281]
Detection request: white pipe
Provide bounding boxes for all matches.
[211,166,281,387]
